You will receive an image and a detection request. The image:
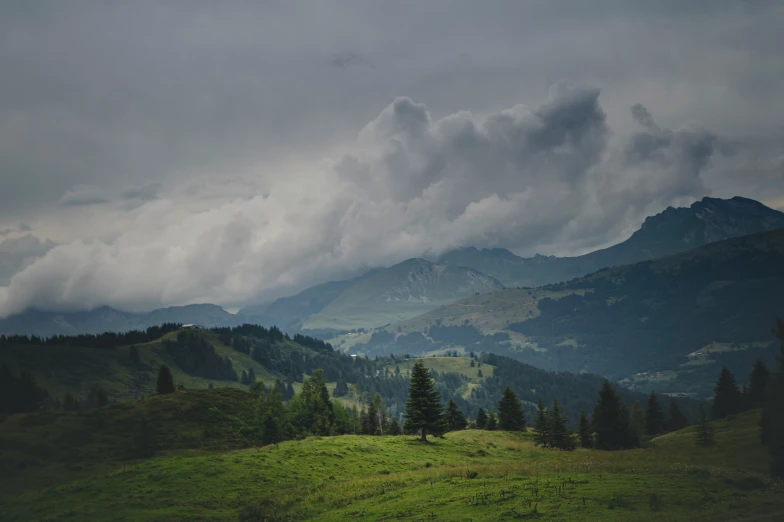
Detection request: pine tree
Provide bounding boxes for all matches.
[477,369,483,378]
[694,403,715,447]
[156,364,175,394]
[389,417,402,435]
[747,360,770,406]
[666,399,689,432]
[63,392,80,411]
[374,393,388,434]
[476,408,488,429]
[761,319,784,476]
[247,367,256,385]
[445,398,468,431]
[629,400,645,447]
[533,397,550,447]
[366,398,379,435]
[497,386,527,431]
[712,366,742,419]
[485,411,497,431]
[549,398,575,450]
[592,380,630,450]
[403,360,446,441]
[644,392,665,436]
[260,384,286,445]
[578,411,592,448]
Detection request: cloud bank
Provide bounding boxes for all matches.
[0,87,725,316]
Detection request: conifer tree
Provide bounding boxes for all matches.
[694,403,714,447]
[761,319,784,476]
[712,366,742,419]
[533,397,550,447]
[497,386,527,431]
[445,398,468,432]
[63,392,80,411]
[260,384,286,445]
[476,407,488,429]
[389,417,402,435]
[156,364,175,394]
[366,398,379,435]
[241,369,249,385]
[403,360,446,441]
[747,360,770,406]
[548,398,575,450]
[666,399,689,432]
[629,400,645,447]
[374,393,388,434]
[593,380,630,450]
[485,411,497,431]
[578,411,592,448]
[247,367,256,385]
[644,392,665,436]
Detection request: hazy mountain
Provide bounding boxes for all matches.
[439,196,784,287]
[0,303,241,337]
[345,227,784,395]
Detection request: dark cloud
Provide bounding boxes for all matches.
[330,52,375,69]
[0,234,55,285]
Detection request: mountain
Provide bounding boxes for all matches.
[0,303,241,337]
[438,196,784,287]
[297,258,504,331]
[342,227,784,397]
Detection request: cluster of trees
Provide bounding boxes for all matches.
[0,364,49,413]
[533,397,575,450]
[162,332,238,381]
[760,320,784,476]
[710,360,771,420]
[0,323,182,350]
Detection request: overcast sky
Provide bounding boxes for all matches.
[1,1,783,316]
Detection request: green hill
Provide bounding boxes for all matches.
[340,228,784,397]
[1,405,780,521]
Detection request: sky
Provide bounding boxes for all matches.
[1,1,783,316]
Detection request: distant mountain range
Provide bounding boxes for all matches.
[438,196,784,287]
[341,227,784,396]
[1,196,782,338]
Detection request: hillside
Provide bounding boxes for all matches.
[439,196,784,287]
[341,227,784,396]
[0,303,242,337]
[1,406,779,521]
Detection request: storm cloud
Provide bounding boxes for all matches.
[0,1,783,315]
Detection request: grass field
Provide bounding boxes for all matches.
[1,391,780,521]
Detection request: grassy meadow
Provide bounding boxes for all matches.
[1,391,781,521]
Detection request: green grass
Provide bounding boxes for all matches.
[1,398,780,521]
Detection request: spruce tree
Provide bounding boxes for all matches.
[593,380,629,450]
[389,417,402,436]
[497,386,526,431]
[694,403,715,447]
[666,399,689,432]
[549,398,575,450]
[445,398,468,432]
[260,384,286,445]
[712,366,741,419]
[761,319,784,476]
[403,360,446,441]
[475,407,488,429]
[533,397,550,447]
[578,411,592,448]
[485,411,498,431]
[366,398,379,435]
[629,400,645,447]
[747,360,770,406]
[156,364,175,394]
[644,392,665,436]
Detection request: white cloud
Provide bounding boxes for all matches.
[0,88,727,316]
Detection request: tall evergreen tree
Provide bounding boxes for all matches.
[259,384,286,445]
[403,360,446,441]
[629,400,645,447]
[694,403,715,447]
[592,380,630,450]
[712,366,742,419]
[666,399,689,432]
[578,411,592,448]
[533,397,550,447]
[475,407,488,429]
[761,319,784,476]
[374,393,388,434]
[644,392,665,436]
[747,360,770,406]
[497,386,527,431]
[445,398,468,432]
[548,398,575,450]
[485,410,498,431]
[366,398,379,435]
[156,364,175,394]
[389,417,402,436]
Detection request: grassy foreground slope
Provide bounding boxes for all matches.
[1,408,780,521]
